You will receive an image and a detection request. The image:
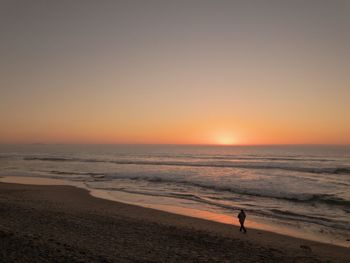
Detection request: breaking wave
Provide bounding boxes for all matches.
[43,169,350,207]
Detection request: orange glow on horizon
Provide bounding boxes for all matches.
[1,1,350,146]
[212,132,237,145]
[1,122,350,145]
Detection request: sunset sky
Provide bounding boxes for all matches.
[1,1,349,145]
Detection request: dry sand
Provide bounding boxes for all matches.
[0,182,348,262]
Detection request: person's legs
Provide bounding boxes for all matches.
[242,224,247,233]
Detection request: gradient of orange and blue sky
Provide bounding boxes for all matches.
[1,0,349,145]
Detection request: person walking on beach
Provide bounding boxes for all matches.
[238,209,247,233]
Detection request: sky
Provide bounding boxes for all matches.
[1,0,349,145]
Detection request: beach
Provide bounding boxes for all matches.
[0,182,348,262]
[1,145,349,247]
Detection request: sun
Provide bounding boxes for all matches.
[214,133,236,145]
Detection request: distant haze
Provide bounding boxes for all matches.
[1,1,349,145]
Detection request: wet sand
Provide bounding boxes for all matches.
[0,182,349,262]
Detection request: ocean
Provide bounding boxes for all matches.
[0,144,349,246]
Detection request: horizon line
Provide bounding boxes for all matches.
[1,142,349,147]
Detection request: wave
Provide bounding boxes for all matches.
[49,170,104,177]
[333,168,350,174]
[44,169,350,207]
[258,193,350,207]
[268,209,350,230]
[8,167,350,230]
[85,184,350,231]
[25,157,75,162]
[24,156,350,175]
[128,179,350,207]
[114,153,334,162]
[3,166,349,232]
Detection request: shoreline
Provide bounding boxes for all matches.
[0,180,349,262]
[1,176,348,248]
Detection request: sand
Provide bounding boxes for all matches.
[0,182,348,262]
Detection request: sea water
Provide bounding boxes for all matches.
[0,144,349,246]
